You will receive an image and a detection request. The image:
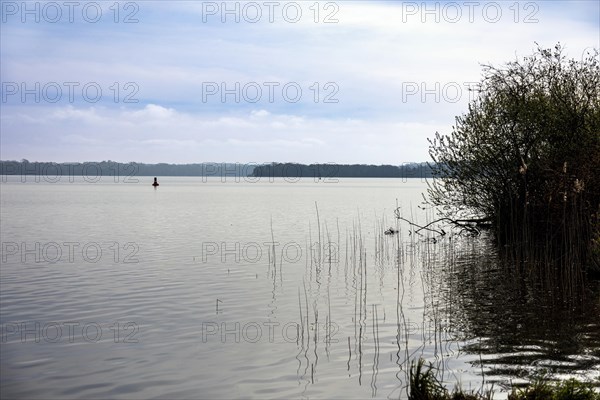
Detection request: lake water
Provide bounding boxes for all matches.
[1,177,599,399]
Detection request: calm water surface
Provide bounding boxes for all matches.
[1,177,599,399]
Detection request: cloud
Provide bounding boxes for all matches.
[1,1,598,163]
[131,104,176,120]
[0,105,442,164]
[251,109,270,118]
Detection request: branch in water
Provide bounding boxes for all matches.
[394,208,493,236]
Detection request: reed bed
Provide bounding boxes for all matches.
[287,202,599,397]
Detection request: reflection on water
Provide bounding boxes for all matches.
[436,236,600,385]
[0,177,598,399]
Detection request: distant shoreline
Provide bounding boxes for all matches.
[0,160,434,179]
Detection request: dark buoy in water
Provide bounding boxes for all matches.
[152,177,159,187]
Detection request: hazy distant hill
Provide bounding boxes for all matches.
[0,160,253,178]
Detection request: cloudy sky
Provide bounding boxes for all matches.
[1,1,598,164]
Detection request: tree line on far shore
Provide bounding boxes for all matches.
[0,160,434,179]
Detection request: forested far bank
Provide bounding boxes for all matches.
[0,160,434,179]
[250,162,433,179]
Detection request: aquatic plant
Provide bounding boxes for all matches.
[408,358,600,400]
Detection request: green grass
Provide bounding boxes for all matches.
[408,358,600,400]
[408,358,446,400]
[508,378,600,400]
[408,359,493,400]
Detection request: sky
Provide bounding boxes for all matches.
[1,0,598,164]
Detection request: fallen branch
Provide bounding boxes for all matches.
[395,216,447,236]
[394,208,493,236]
